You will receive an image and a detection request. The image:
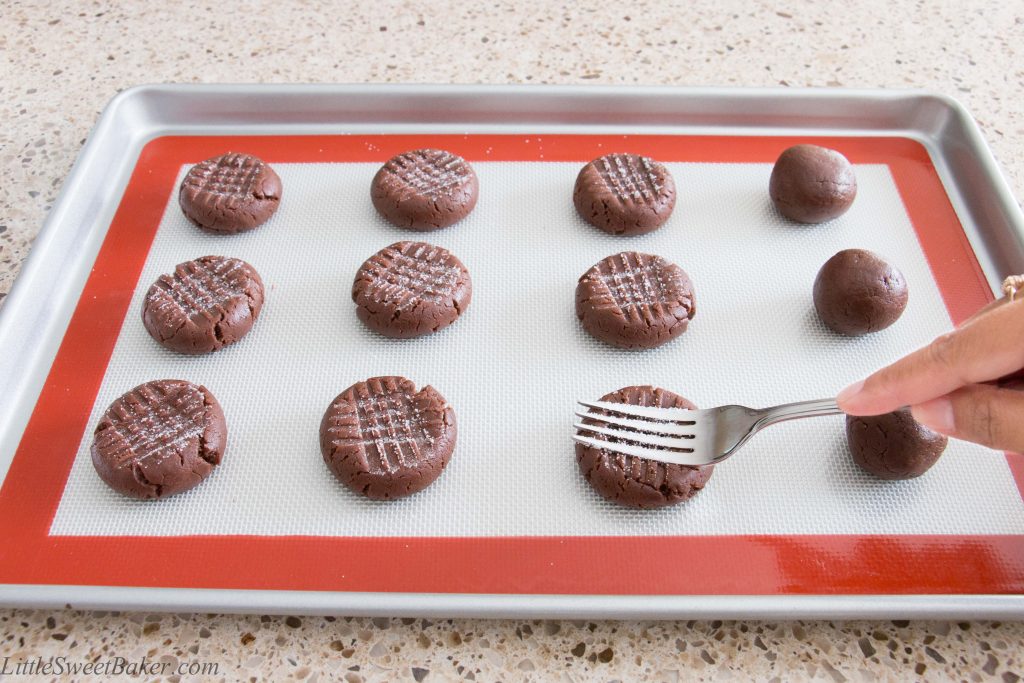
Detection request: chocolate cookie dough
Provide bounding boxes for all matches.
[179,152,281,234]
[91,380,227,500]
[846,408,948,480]
[573,153,676,235]
[769,144,857,223]
[813,249,908,336]
[371,149,479,230]
[576,251,696,350]
[142,255,265,355]
[320,376,456,500]
[352,241,472,339]
[576,385,713,509]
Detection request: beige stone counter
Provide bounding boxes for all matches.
[2,1,1023,679]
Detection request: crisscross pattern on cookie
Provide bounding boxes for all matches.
[96,382,205,469]
[591,252,676,319]
[383,149,472,201]
[324,378,436,475]
[359,242,461,311]
[596,153,663,203]
[146,257,251,322]
[182,152,264,200]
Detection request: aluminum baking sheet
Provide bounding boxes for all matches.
[0,85,1022,619]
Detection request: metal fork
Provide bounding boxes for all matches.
[573,398,843,467]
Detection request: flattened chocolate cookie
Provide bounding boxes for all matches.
[91,380,227,500]
[371,149,479,230]
[573,153,676,235]
[769,144,857,224]
[352,241,472,339]
[320,376,456,500]
[813,249,907,336]
[846,408,948,480]
[179,152,282,234]
[575,251,696,350]
[576,385,713,509]
[142,255,265,355]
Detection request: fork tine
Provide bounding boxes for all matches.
[577,399,696,423]
[572,435,708,467]
[573,422,695,450]
[573,410,697,437]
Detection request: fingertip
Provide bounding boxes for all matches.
[835,380,865,412]
[836,379,895,415]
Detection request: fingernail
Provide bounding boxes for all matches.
[911,398,955,434]
[836,380,865,406]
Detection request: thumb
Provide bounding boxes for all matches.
[911,384,1024,454]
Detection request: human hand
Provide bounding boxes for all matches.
[836,282,1024,453]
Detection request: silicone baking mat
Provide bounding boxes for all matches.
[3,134,1024,596]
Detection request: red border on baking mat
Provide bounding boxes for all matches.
[1,134,1022,596]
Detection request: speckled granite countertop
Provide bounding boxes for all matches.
[2,1,1023,680]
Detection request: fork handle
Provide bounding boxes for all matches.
[754,398,843,429]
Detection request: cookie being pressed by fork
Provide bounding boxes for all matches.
[576,385,714,509]
[179,152,282,234]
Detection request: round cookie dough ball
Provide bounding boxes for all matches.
[320,376,457,500]
[576,385,713,509]
[142,255,265,355]
[813,249,908,336]
[179,152,282,234]
[91,380,227,500]
[576,251,696,350]
[846,408,948,480]
[769,144,857,223]
[573,153,676,235]
[371,149,479,230]
[352,241,472,339]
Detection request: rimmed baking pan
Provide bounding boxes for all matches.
[0,85,1022,618]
